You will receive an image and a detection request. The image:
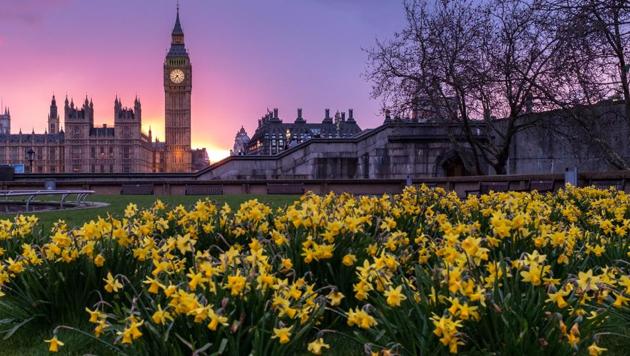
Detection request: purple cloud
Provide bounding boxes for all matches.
[0,0,72,24]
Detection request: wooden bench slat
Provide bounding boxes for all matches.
[530,180,555,192]
[479,182,509,194]
[267,183,305,195]
[121,184,154,195]
[591,179,624,190]
[185,185,224,195]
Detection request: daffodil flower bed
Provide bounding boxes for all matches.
[1,185,629,355]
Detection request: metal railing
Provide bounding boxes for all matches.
[0,190,94,211]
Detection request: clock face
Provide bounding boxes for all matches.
[170,69,185,84]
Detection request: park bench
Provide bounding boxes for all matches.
[466,182,510,197]
[0,189,94,212]
[267,183,305,195]
[120,184,154,195]
[185,184,224,195]
[589,179,625,191]
[529,180,555,193]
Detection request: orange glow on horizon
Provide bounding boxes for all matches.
[203,143,231,164]
[0,1,398,157]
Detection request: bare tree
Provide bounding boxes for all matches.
[535,0,630,169]
[366,0,560,174]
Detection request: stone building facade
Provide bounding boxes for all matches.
[204,101,630,180]
[0,7,205,173]
[63,96,154,173]
[204,121,481,180]
[507,101,630,174]
[236,108,362,156]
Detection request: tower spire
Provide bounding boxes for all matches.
[173,4,183,36]
[171,1,184,45]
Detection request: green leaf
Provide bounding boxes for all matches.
[2,316,36,340]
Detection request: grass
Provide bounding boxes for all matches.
[1,194,299,232]
[2,323,118,356]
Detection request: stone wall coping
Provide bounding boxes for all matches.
[4,170,629,185]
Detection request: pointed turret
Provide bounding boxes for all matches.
[167,4,188,57]
[0,103,10,135]
[134,96,142,121]
[172,5,184,37]
[49,94,60,134]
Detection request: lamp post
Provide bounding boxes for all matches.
[26,148,34,173]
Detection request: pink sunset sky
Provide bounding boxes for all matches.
[0,0,404,162]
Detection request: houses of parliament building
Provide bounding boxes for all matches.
[0,8,207,173]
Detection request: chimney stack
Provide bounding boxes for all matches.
[295,108,305,123]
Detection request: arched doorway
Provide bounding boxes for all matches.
[442,155,469,177]
[436,150,473,177]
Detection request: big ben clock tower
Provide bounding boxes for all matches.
[164,5,192,172]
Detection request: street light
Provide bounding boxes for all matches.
[26,148,34,173]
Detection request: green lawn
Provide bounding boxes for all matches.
[1,194,299,232]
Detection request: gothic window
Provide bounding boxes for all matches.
[71,147,81,160]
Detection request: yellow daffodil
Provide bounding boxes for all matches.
[307,338,330,355]
[44,336,64,352]
[272,326,292,344]
[103,272,123,293]
[384,285,407,307]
